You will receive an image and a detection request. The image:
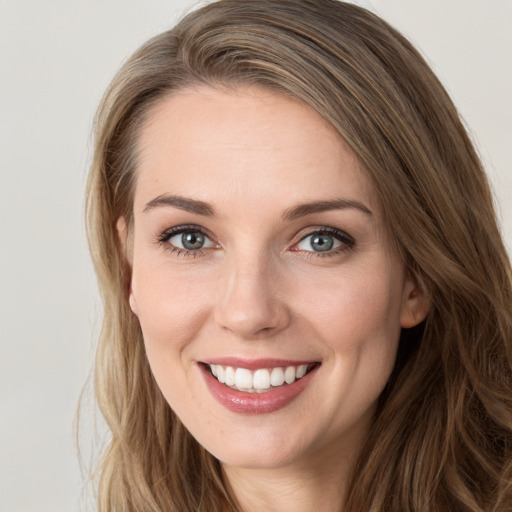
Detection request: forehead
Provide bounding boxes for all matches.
[133,85,377,215]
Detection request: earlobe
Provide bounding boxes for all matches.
[400,275,430,328]
[129,288,139,316]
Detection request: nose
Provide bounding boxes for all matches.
[214,255,291,339]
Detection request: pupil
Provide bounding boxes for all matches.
[182,232,204,250]
[311,234,333,252]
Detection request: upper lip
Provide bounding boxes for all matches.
[199,357,319,370]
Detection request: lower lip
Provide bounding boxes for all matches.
[199,364,318,414]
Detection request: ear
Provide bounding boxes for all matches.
[400,274,430,328]
[116,217,138,316]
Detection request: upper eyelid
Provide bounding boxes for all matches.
[295,226,354,242]
[159,224,215,240]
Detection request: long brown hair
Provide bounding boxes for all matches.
[85,1,512,510]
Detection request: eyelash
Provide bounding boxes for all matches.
[294,227,355,259]
[156,225,355,258]
[156,224,216,258]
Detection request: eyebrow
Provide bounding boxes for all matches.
[282,198,372,220]
[143,194,216,216]
[143,194,372,219]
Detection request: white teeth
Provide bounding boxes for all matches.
[234,368,253,389]
[284,366,296,384]
[208,363,313,392]
[296,364,308,379]
[225,366,236,386]
[270,367,285,386]
[253,369,271,390]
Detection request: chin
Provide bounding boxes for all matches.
[191,417,326,471]
[212,442,305,470]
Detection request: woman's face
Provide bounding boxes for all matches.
[125,85,427,471]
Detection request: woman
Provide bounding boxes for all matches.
[85,0,512,510]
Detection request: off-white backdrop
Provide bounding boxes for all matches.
[0,1,510,511]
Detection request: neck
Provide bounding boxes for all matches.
[222,437,360,512]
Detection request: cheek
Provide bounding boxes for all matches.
[295,267,404,350]
[130,258,216,358]
[298,268,403,419]
[130,264,212,412]
[294,265,403,411]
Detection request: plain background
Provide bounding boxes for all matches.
[0,1,510,511]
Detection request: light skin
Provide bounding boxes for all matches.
[120,85,429,512]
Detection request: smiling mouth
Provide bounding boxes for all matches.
[204,363,319,393]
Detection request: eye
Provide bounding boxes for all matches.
[158,226,217,254]
[294,228,354,254]
[169,230,215,250]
